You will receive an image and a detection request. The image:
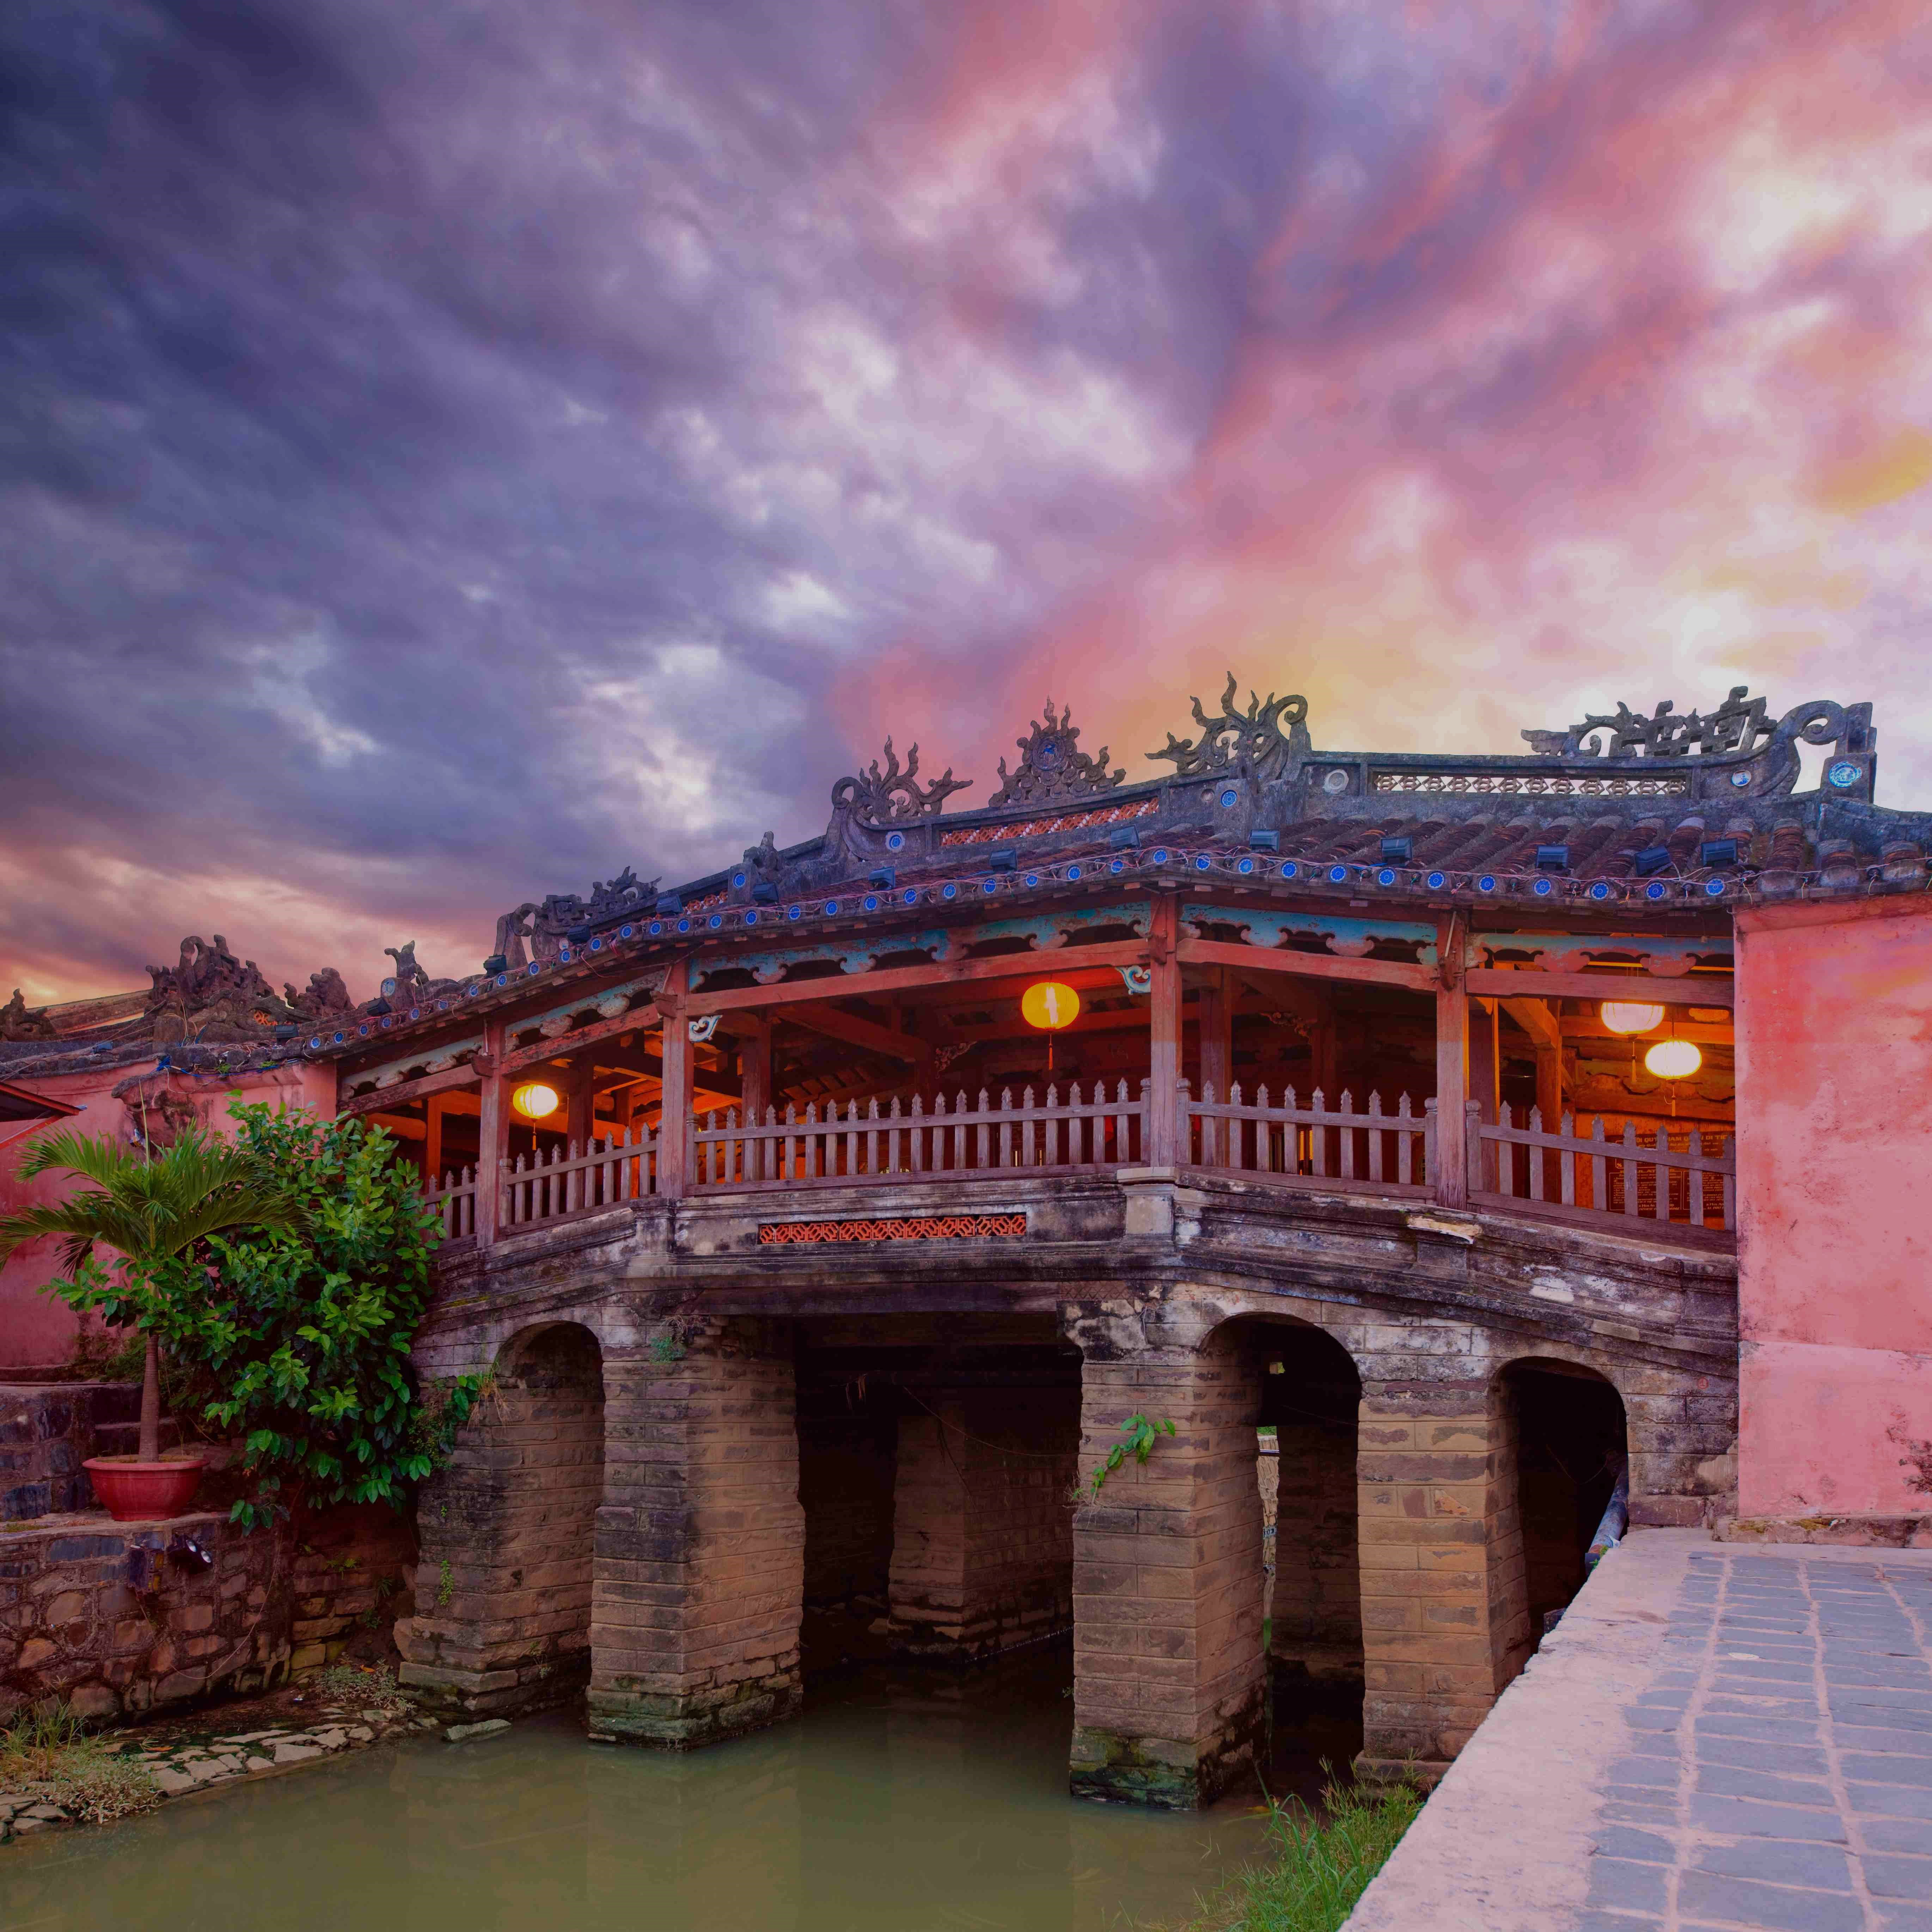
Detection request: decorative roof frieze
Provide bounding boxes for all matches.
[831,739,972,824]
[1150,675,1312,783]
[986,701,1123,807]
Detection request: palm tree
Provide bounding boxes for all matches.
[0,1126,296,1462]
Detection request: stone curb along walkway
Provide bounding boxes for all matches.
[1345,1529,1932,1932]
[0,1694,452,1845]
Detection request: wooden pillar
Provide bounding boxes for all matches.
[1311,989,1338,1100]
[1197,969,1232,1099]
[475,1017,505,1247]
[1434,915,1468,1208]
[1148,895,1182,1166]
[565,1057,597,1149]
[656,962,693,1199]
[1468,999,1500,1123]
[739,1016,772,1126]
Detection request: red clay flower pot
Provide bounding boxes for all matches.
[83,1453,206,1523]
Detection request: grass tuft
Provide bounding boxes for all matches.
[312,1662,414,1716]
[0,1705,162,1827]
[1156,1773,1424,1932]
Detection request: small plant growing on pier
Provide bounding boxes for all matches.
[436,1559,455,1608]
[648,1329,687,1365]
[1085,1413,1176,1499]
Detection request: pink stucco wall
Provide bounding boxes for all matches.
[1736,897,1932,1519]
[0,1060,335,1371]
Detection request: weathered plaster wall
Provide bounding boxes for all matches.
[1735,898,1932,1520]
[0,1060,334,1369]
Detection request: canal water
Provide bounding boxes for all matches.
[0,1650,1360,1932]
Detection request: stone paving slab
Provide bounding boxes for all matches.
[1347,1530,1932,1932]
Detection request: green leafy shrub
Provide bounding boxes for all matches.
[40,1104,486,1527]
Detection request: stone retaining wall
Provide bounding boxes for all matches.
[0,1503,414,1725]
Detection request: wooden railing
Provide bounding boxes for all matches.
[426,1166,478,1240]
[692,1082,1148,1192]
[500,1126,658,1228]
[425,1085,1735,1252]
[1471,1103,1735,1234]
[1182,1083,1433,1194]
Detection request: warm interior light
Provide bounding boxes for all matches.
[1644,1039,1702,1080]
[1600,1000,1666,1036]
[1021,981,1081,1031]
[511,1081,561,1120]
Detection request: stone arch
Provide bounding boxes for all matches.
[1489,1355,1629,1656]
[1208,1312,1364,1712]
[397,1319,606,1716]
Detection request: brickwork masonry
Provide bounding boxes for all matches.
[1,1503,413,1726]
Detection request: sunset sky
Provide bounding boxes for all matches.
[3,1,1929,1006]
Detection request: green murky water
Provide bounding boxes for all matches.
[0,1651,1358,1932]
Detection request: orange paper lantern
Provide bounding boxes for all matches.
[1020,982,1080,1031]
[511,1081,561,1120]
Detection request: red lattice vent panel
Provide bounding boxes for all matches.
[757,1213,1028,1245]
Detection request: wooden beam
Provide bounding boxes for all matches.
[499,1002,661,1076]
[781,1003,932,1067]
[1500,997,1563,1052]
[1176,937,1436,992]
[1465,967,1733,1008]
[683,940,1149,1017]
[338,1063,481,1118]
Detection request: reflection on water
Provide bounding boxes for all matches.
[0,1649,1361,1932]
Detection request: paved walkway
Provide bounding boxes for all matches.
[1347,1530,1932,1932]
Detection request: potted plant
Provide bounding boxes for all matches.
[0,1126,294,1522]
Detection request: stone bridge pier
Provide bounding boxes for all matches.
[401,1240,1732,1804]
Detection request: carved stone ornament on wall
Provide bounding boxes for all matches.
[1148,674,1312,783]
[832,739,973,823]
[146,935,301,1044]
[986,700,1124,807]
[0,989,57,1042]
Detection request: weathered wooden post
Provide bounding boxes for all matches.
[1434,912,1468,1207]
[656,960,693,1199]
[1147,894,1182,1166]
[475,1015,506,1247]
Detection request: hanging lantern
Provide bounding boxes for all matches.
[1021,982,1081,1031]
[511,1080,561,1120]
[1600,1000,1665,1036]
[1644,1039,1701,1080]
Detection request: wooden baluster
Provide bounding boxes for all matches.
[1688,1128,1704,1225]
[1229,1082,1246,1173]
[955,1088,970,1172]
[1527,1107,1546,1201]
[911,1094,925,1173]
[1075,1082,1091,1166]
[1559,1114,1576,1206]
[998,1089,1014,1170]
[1338,1089,1355,1181]
[977,1088,991,1173]
[1721,1135,1736,1231]
[1393,1093,1411,1186]
[887,1095,903,1176]
[1620,1118,1640,1216]
[1021,1087,1037,1168]
[1651,1125,1670,1222]
[1367,1091,1384,1184]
